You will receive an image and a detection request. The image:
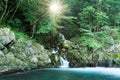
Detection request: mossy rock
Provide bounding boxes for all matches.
[62,40,73,48]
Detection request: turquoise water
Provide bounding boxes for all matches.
[0,68,120,80]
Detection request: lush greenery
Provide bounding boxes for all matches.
[0,0,120,37]
[0,0,120,68]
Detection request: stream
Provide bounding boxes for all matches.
[0,68,120,80]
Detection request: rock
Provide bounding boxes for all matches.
[10,39,51,67]
[0,43,4,49]
[0,28,52,73]
[0,28,10,35]
[0,51,4,57]
[0,28,15,45]
[25,41,32,47]
[38,51,51,64]
[103,44,120,53]
[34,43,44,51]
[9,32,15,41]
[25,42,45,55]
[62,40,73,48]
[2,48,8,54]
[31,56,38,63]
[5,52,15,61]
[25,67,31,71]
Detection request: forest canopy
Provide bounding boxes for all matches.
[0,0,120,47]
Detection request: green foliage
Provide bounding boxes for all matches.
[8,18,21,28]
[37,19,51,34]
[37,24,51,34]
[13,30,35,41]
[80,35,102,49]
[0,0,120,49]
[20,0,45,24]
[78,6,96,30]
[78,6,109,31]
[96,11,109,27]
[72,25,120,52]
[14,31,29,40]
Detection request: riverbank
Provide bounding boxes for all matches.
[0,28,51,74]
[0,27,120,74]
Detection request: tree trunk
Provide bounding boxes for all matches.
[0,0,8,23]
[96,0,102,32]
[10,0,21,19]
[31,21,36,39]
[31,12,47,38]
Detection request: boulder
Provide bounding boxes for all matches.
[25,41,45,55]
[62,40,73,48]
[0,43,4,49]
[0,28,15,45]
[0,51,4,57]
[30,56,38,63]
[11,39,51,67]
[0,28,51,73]
[105,44,120,53]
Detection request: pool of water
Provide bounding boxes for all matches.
[0,67,120,80]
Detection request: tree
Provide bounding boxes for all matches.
[0,0,8,23]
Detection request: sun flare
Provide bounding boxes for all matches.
[49,0,62,14]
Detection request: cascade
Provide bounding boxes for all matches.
[59,33,69,68]
[59,57,69,68]
[52,48,58,54]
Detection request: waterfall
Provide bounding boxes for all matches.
[51,47,59,54]
[52,48,58,54]
[59,57,69,68]
[58,33,69,68]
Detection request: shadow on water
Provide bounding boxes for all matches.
[0,68,120,80]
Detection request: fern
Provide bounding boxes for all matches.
[79,36,102,49]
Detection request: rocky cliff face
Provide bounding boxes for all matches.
[0,28,51,72]
[66,38,120,67]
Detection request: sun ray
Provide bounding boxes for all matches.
[48,0,63,15]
